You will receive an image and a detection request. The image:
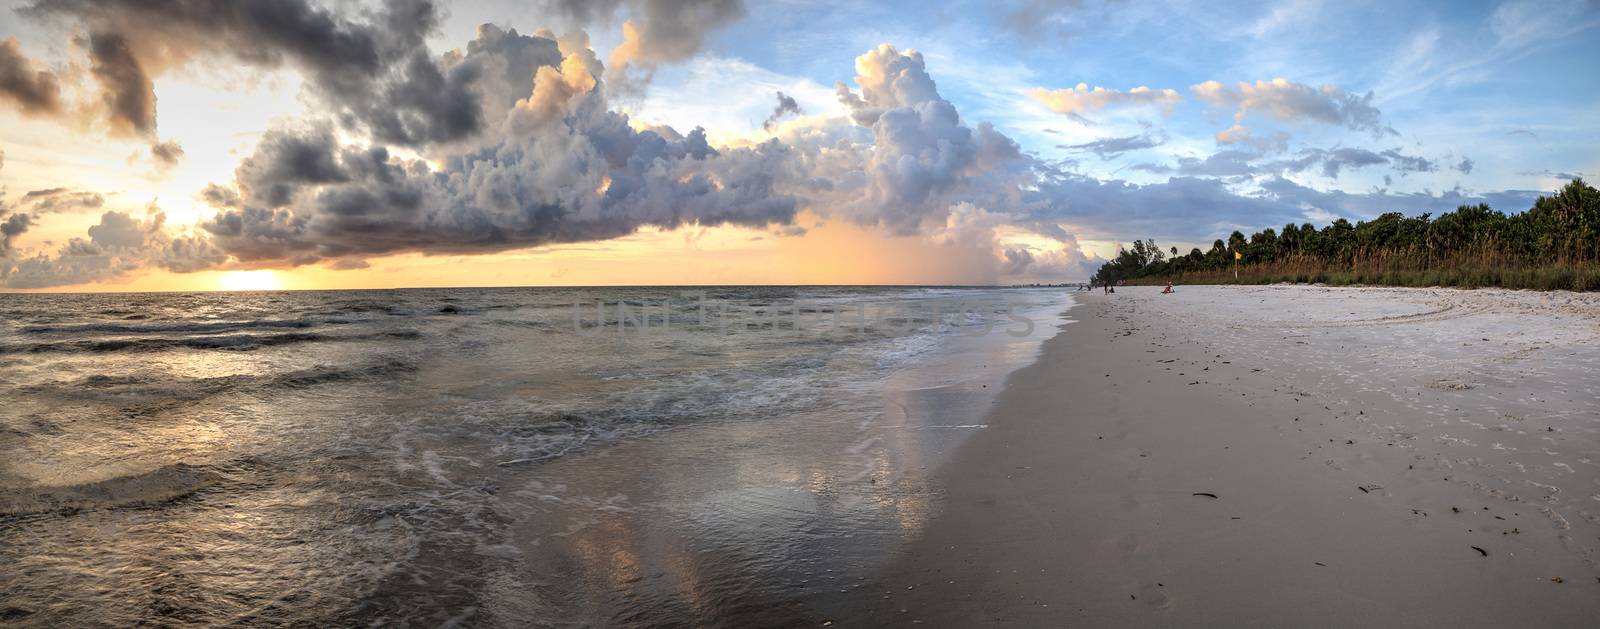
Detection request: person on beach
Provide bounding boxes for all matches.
[1162,280,1174,294]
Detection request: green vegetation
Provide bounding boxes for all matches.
[1092,179,1600,292]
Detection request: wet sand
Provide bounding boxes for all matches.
[827,285,1600,626]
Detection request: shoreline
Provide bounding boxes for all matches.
[815,285,1600,626]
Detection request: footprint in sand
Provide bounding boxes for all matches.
[1135,582,1172,610]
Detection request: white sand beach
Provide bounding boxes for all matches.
[832,285,1600,626]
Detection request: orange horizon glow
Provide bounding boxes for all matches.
[0,215,1090,294]
[216,270,283,292]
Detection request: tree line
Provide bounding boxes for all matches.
[1091,179,1600,291]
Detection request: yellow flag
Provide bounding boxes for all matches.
[1234,250,1242,260]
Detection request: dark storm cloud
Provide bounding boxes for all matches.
[0,37,61,115]
[202,122,798,263]
[0,213,30,257]
[3,1,793,283]
[86,31,156,137]
[197,33,798,267]
[23,0,494,147]
[545,0,745,62]
[234,125,351,208]
[535,0,745,97]
[762,91,801,131]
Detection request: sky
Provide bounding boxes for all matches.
[0,0,1595,292]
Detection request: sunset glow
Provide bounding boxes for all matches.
[0,0,1595,293]
[217,270,281,292]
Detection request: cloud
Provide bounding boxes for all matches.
[1520,170,1586,181]
[85,31,156,137]
[1139,145,1442,179]
[535,0,746,97]
[832,45,1025,232]
[21,188,106,213]
[1311,148,1387,177]
[833,44,944,126]
[149,140,184,167]
[1131,149,1258,177]
[0,12,1548,288]
[1192,78,1391,140]
[762,91,801,132]
[0,214,30,258]
[24,0,484,147]
[1061,133,1163,158]
[1214,124,1288,153]
[1454,157,1474,174]
[1246,0,1321,37]
[198,35,796,266]
[0,209,226,288]
[0,37,61,115]
[1000,0,1084,40]
[1029,83,1183,116]
[1381,149,1435,173]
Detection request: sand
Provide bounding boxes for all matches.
[822,285,1600,626]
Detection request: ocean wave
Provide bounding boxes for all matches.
[0,463,224,516]
[0,330,420,355]
[19,358,420,404]
[20,319,316,335]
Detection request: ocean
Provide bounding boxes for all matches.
[0,286,1071,626]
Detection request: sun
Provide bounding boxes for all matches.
[217,270,282,291]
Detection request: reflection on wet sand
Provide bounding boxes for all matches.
[503,308,1065,626]
[0,287,1069,626]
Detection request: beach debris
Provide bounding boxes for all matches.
[1314,562,1327,567]
[1452,507,1460,513]
[1471,546,1488,557]
[1357,484,1383,493]
[1551,577,1564,584]
[1192,492,1219,499]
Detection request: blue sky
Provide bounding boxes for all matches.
[1,0,1596,289]
[668,0,1597,192]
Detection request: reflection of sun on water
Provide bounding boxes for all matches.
[218,270,281,291]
